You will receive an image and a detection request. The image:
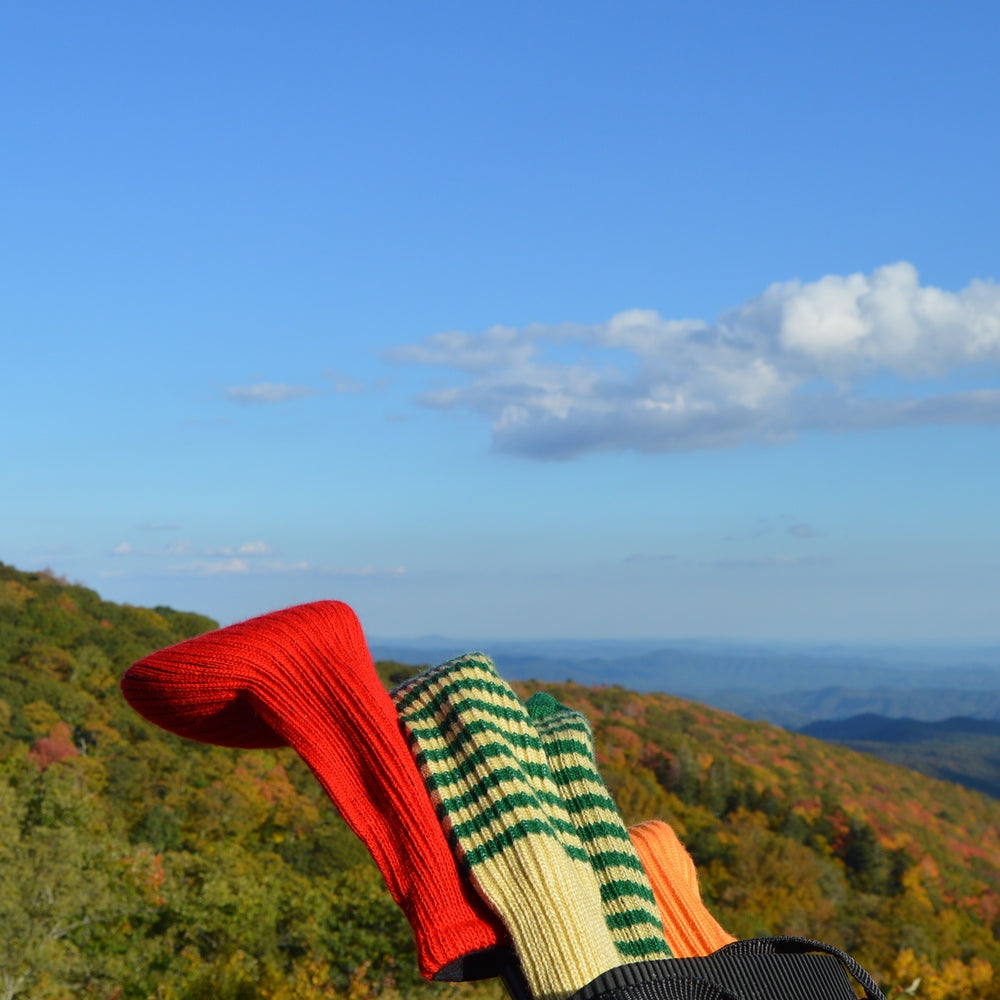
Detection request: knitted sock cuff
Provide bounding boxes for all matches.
[628,820,735,959]
[122,602,506,981]
[394,653,623,1000]
[527,692,671,963]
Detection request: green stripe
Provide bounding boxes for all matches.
[574,819,639,844]
[393,658,512,713]
[391,663,455,711]
[434,773,579,838]
[404,705,546,772]
[406,714,543,757]
[588,849,649,874]
[547,760,605,780]
[536,738,594,761]
[411,741,550,792]
[534,710,590,728]
[411,742,583,842]
[605,907,667,931]
[417,745,551,784]
[401,691,546,767]
[443,786,544,826]
[534,720,592,740]
[598,878,659,906]
[445,794,585,853]
[403,690,539,730]
[458,815,589,867]
[614,937,671,958]
[431,762,540,803]
[560,789,623,815]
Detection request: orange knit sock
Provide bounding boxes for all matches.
[628,820,735,958]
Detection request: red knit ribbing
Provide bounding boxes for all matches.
[121,601,506,979]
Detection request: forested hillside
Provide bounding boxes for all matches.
[713,687,1000,729]
[3,561,999,999]
[801,713,1000,800]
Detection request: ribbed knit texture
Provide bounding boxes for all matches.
[120,601,506,981]
[393,653,622,1000]
[526,692,671,963]
[628,821,735,958]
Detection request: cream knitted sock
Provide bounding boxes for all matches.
[526,692,671,963]
[393,653,621,1000]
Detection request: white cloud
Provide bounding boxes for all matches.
[322,369,366,394]
[200,558,251,575]
[99,540,405,580]
[224,382,316,404]
[321,565,406,577]
[257,560,309,573]
[131,540,196,557]
[386,325,536,373]
[387,263,1000,458]
[185,558,310,576]
[236,540,273,556]
[204,541,275,557]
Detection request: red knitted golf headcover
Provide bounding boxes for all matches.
[121,600,506,979]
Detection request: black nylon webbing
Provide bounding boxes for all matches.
[567,936,887,1000]
[721,935,885,998]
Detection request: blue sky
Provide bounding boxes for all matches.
[3,2,999,641]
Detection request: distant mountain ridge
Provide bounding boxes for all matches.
[802,714,1000,743]
[369,640,1000,726]
[709,686,1000,728]
[370,641,915,693]
[800,713,1000,800]
[370,635,1000,669]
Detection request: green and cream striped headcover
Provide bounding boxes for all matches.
[526,691,669,961]
[392,653,669,1000]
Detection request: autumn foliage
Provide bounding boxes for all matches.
[2,561,1000,999]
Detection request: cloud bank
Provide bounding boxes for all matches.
[224,382,316,404]
[104,534,405,580]
[386,263,1000,459]
[204,541,275,557]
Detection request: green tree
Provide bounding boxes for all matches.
[0,751,126,999]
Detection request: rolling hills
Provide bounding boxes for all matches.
[801,714,1000,801]
[3,561,1000,999]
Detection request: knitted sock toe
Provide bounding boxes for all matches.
[526,692,670,963]
[393,653,622,1000]
[628,820,736,958]
[121,601,506,981]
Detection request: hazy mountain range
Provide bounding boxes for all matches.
[369,637,1000,725]
[800,714,1000,800]
[370,637,1000,800]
